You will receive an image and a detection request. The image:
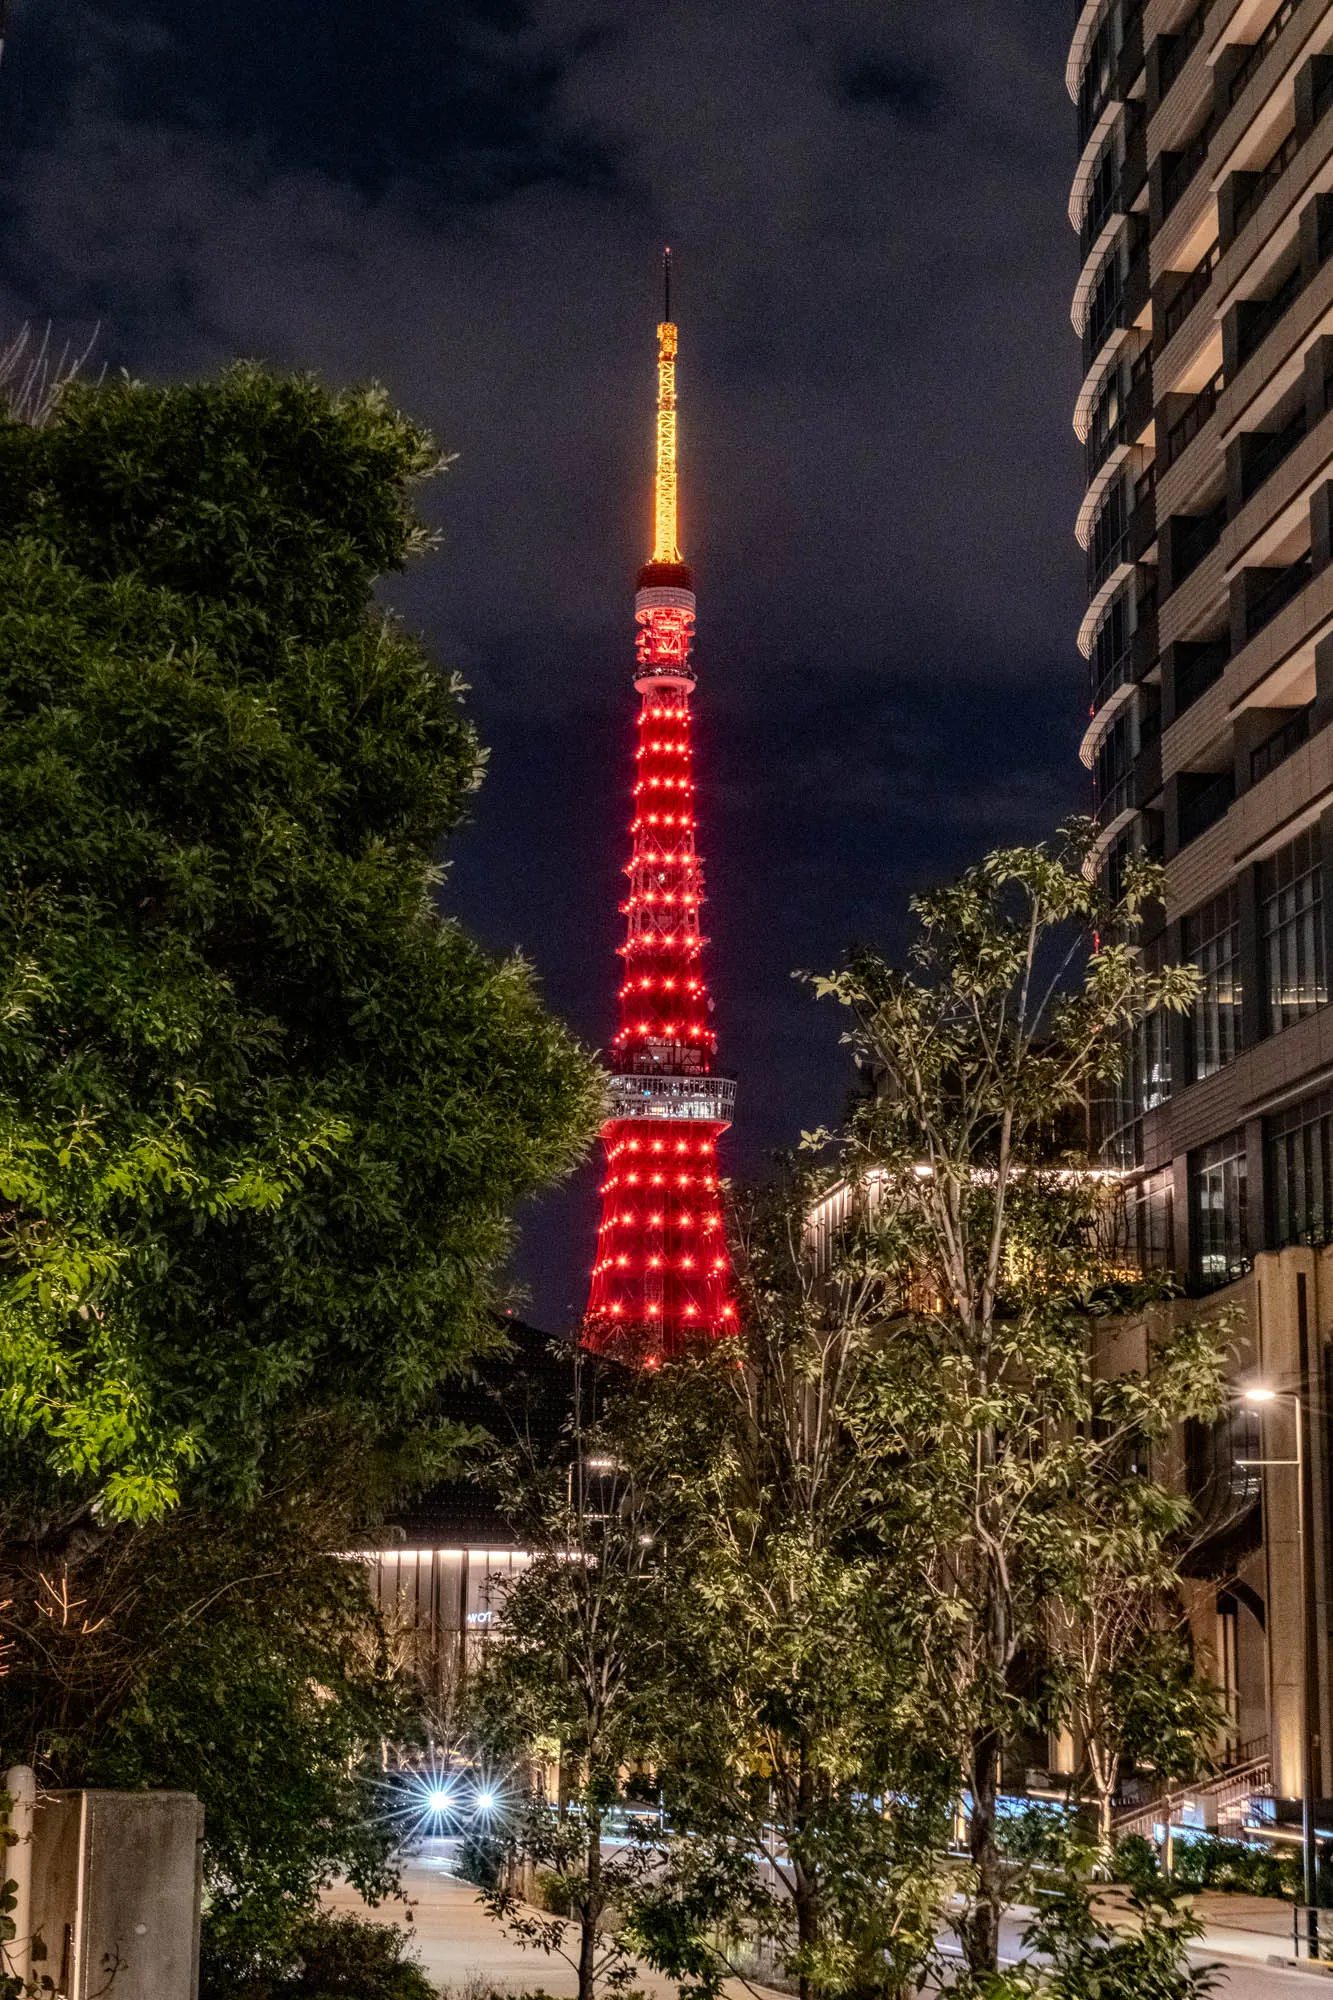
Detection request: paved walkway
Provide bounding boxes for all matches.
[324,1845,777,2000]
[326,1854,1333,1998]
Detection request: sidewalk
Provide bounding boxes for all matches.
[324,1846,786,2000]
[325,1858,1333,1998]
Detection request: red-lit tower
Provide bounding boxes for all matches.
[585,259,737,1353]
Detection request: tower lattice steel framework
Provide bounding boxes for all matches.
[584,258,737,1354]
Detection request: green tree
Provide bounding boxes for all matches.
[474,1368,669,2000]
[576,1184,955,2000]
[0,362,601,1519]
[0,362,601,1963]
[810,831,1230,1982]
[1045,1496,1228,1856]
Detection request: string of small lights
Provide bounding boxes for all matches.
[584,271,737,1355]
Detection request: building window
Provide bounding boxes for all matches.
[1259,825,1326,1034]
[1126,1165,1174,1271]
[1268,1090,1333,1248]
[1136,1004,1171,1114]
[1190,1133,1249,1290]
[1097,1002,1172,1169]
[1184,887,1242,1081]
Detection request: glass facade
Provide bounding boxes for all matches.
[1259,825,1326,1034]
[1127,1165,1174,1270]
[1190,1132,1248,1290]
[1268,1089,1333,1248]
[1184,887,1242,1081]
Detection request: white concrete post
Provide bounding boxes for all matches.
[4,1765,35,1985]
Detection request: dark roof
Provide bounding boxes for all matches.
[388,1317,575,1548]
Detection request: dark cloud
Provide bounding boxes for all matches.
[10,2,619,204]
[0,0,1086,1325]
[840,56,945,121]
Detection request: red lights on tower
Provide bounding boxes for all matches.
[584,266,737,1355]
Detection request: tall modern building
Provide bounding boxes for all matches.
[1069,0,1333,1832]
[583,267,737,1353]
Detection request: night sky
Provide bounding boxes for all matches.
[0,0,1090,1329]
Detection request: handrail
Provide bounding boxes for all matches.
[1111,1755,1271,1840]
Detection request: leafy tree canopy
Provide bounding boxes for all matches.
[0,364,602,1519]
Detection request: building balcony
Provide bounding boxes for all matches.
[1248,697,1314,784]
[1213,52,1333,311]
[1149,0,1216,117]
[1092,603,1160,718]
[1174,766,1235,848]
[1157,239,1219,351]
[1223,380,1333,574]
[1160,364,1225,472]
[1222,125,1302,249]
[1218,215,1333,439]
[1217,0,1301,124]
[1236,552,1313,645]
[1164,635,1230,723]
[1236,403,1309,503]
[1161,498,1228,598]
[1084,235,1151,371]
[1089,485,1158,598]
[1085,354,1156,486]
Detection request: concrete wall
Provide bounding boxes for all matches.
[28,1790,202,2000]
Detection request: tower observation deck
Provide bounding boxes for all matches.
[584,258,737,1354]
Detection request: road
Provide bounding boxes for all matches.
[325,1850,1333,1999]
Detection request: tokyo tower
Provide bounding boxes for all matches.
[584,255,737,1355]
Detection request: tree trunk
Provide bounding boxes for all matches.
[792,1867,818,2000]
[961,1723,1003,1979]
[579,1808,602,2000]
[793,1746,818,2000]
[1096,1786,1114,1869]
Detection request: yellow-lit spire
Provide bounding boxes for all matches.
[652,321,679,562]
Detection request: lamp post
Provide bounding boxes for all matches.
[1239,1384,1320,1959]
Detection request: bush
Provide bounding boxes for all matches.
[201,1910,435,2000]
[1111,1830,1300,1900]
[454,1826,507,1890]
[532,1867,580,1915]
[1170,1833,1300,1900]
[996,1802,1081,1866]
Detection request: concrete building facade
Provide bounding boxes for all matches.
[1070,0,1333,1821]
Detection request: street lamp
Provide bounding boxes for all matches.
[1238,1383,1320,1959]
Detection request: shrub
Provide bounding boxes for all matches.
[532,1868,580,1915]
[455,1826,507,1890]
[996,1802,1081,1866]
[201,1910,435,2000]
[1169,1833,1300,1900]
[1111,1829,1300,1900]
